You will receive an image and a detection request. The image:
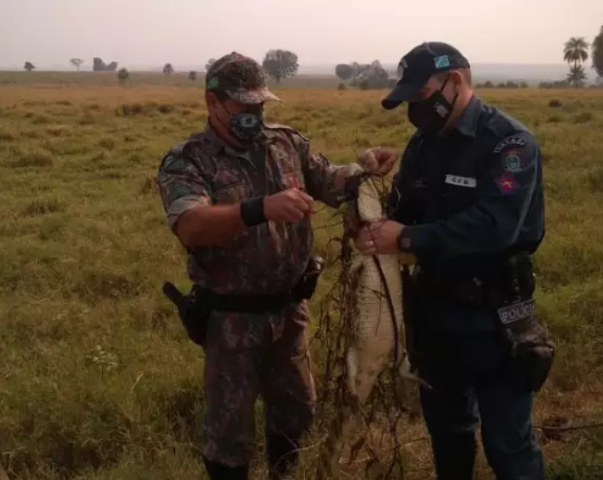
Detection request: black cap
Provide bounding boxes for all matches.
[381,42,470,110]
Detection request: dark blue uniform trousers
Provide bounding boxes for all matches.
[413,305,544,480]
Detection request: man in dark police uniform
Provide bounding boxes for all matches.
[356,41,554,480]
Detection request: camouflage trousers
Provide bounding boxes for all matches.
[200,302,316,467]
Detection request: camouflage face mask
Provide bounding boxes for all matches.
[227,104,265,142]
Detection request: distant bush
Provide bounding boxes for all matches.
[117,68,130,86]
[475,80,528,89]
[549,99,563,108]
[0,126,17,141]
[334,60,392,91]
[116,102,177,117]
[539,80,571,88]
[573,112,593,123]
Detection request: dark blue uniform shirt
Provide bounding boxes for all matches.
[391,95,545,277]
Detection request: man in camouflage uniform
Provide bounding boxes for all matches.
[156,52,398,480]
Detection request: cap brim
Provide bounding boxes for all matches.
[227,87,282,105]
[381,82,423,110]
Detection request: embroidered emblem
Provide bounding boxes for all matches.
[495,173,519,194]
[434,55,450,69]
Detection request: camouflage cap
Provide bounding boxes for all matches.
[206,52,281,104]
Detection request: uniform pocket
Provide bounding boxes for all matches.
[441,184,476,216]
[211,182,254,243]
[212,181,251,205]
[281,170,305,191]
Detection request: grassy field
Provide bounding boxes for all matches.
[0,72,602,480]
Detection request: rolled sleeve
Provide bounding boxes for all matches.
[157,154,212,229]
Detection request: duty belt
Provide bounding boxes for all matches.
[194,283,304,314]
[191,255,326,315]
[411,253,535,309]
[162,256,325,345]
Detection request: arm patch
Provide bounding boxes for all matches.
[493,134,536,175]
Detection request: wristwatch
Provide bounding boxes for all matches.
[397,228,417,265]
[397,227,412,252]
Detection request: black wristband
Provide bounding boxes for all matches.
[240,196,267,227]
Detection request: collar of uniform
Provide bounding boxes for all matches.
[196,123,227,156]
[455,95,482,137]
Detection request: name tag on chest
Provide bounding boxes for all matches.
[445,174,476,188]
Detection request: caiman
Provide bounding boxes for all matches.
[316,163,426,479]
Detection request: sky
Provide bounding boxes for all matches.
[0,0,601,70]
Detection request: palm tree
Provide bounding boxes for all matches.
[567,65,587,88]
[563,37,589,87]
[24,61,35,71]
[163,63,174,76]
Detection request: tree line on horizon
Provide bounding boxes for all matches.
[558,27,602,87]
[20,26,603,89]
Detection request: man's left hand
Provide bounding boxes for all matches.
[358,147,399,176]
[355,220,404,255]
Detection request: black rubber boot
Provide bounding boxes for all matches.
[203,456,249,480]
[266,433,302,480]
[430,432,477,480]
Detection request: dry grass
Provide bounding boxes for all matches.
[0,77,602,479]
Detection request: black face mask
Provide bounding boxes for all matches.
[220,102,265,142]
[407,77,459,136]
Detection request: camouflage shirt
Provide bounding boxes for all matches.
[157,122,357,296]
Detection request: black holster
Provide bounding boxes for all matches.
[487,255,555,393]
[162,256,325,346]
[501,312,555,393]
[162,281,211,346]
[415,253,555,393]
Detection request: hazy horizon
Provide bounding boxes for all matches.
[1,0,601,72]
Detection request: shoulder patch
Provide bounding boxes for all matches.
[162,156,189,173]
[169,183,192,203]
[493,136,527,154]
[493,134,538,174]
[501,150,526,173]
[495,172,520,195]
